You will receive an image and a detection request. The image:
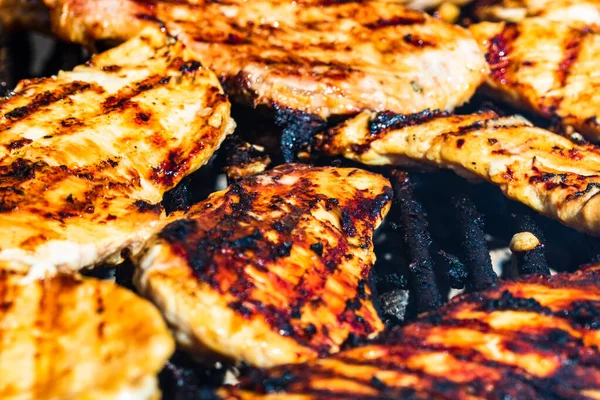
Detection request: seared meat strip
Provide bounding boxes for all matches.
[0,264,174,399]
[469,19,600,141]
[133,164,392,368]
[43,0,486,123]
[0,0,48,31]
[472,0,600,24]
[0,27,235,273]
[220,263,600,399]
[315,110,600,236]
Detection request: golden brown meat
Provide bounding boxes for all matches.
[133,164,393,368]
[43,0,486,122]
[220,263,600,399]
[0,0,48,31]
[472,0,600,24]
[469,19,600,141]
[315,110,600,236]
[0,264,174,400]
[0,27,235,273]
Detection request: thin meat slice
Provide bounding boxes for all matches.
[220,263,600,399]
[470,19,600,141]
[0,264,174,400]
[315,110,600,236]
[0,27,235,273]
[133,164,393,368]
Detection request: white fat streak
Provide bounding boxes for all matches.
[22,126,50,141]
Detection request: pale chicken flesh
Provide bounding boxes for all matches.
[0,264,174,400]
[0,27,235,272]
[470,19,600,141]
[133,164,393,368]
[315,110,600,236]
[472,0,600,24]
[220,263,600,399]
[42,0,486,121]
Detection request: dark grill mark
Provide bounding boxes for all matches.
[133,199,163,214]
[368,109,448,137]
[556,26,590,88]
[403,34,436,48]
[364,14,425,30]
[486,23,520,85]
[5,138,32,150]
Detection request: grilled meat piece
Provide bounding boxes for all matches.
[0,27,235,273]
[0,264,174,399]
[0,0,48,31]
[469,19,600,141]
[43,0,486,121]
[133,164,393,368]
[472,0,600,24]
[315,110,600,236]
[220,263,600,399]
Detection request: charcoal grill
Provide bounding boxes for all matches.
[4,25,600,400]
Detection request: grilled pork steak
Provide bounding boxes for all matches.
[315,110,600,236]
[133,164,392,368]
[0,264,174,400]
[221,263,600,399]
[470,19,600,141]
[0,27,235,273]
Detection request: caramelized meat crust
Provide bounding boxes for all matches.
[0,28,235,272]
[315,110,600,236]
[220,264,600,399]
[133,164,393,368]
[469,19,600,141]
[472,0,600,24]
[43,0,486,120]
[0,266,174,400]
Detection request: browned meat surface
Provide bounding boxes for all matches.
[472,0,600,24]
[133,164,392,367]
[469,19,600,141]
[0,27,235,273]
[43,0,486,123]
[220,263,600,399]
[315,110,600,236]
[0,264,174,400]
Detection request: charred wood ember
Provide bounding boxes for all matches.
[221,134,271,183]
[452,193,497,291]
[391,170,442,313]
[510,206,551,277]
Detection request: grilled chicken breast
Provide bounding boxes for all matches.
[0,264,174,399]
[133,164,393,368]
[221,263,600,399]
[0,27,235,273]
[44,0,486,122]
[0,0,47,31]
[469,19,600,141]
[472,0,600,24]
[315,110,600,236]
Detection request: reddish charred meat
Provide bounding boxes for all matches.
[133,164,393,368]
[43,0,486,122]
[0,27,235,272]
[315,110,600,236]
[220,263,600,399]
[469,19,600,141]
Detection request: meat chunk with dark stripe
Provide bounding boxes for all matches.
[470,19,600,141]
[133,164,392,367]
[219,263,600,399]
[0,27,235,272]
[43,0,486,124]
[314,110,600,236]
[0,264,174,399]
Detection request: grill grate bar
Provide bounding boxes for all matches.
[452,194,497,291]
[391,170,442,313]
